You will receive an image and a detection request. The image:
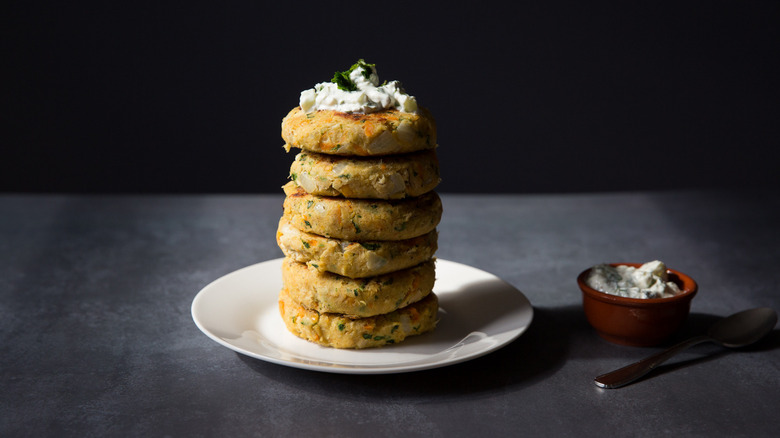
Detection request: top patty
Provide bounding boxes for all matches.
[281,107,437,156]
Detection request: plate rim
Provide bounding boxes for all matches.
[191,258,533,374]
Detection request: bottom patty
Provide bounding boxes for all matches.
[278,289,438,349]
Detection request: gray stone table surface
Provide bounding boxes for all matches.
[2,190,779,437]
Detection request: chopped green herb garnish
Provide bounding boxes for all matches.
[332,71,357,91]
[338,322,345,331]
[360,242,381,251]
[304,220,312,228]
[331,59,375,91]
[301,239,310,249]
[330,59,376,91]
[362,333,372,340]
[306,200,314,208]
[358,61,374,79]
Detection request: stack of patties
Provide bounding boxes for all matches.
[276,60,442,349]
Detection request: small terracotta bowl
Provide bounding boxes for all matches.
[577,263,698,347]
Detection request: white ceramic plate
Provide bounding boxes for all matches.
[192,258,533,374]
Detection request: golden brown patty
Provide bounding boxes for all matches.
[281,107,437,156]
[281,257,435,317]
[282,182,442,241]
[289,149,440,199]
[278,288,439,349]
[277,217,438,278]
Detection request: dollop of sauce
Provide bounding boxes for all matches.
[299,60,418,114]
[586,260,682,299]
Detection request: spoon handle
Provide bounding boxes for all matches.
[594,335,713,389]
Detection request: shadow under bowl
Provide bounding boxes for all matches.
[577,263,698,347]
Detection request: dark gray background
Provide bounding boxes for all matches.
[4,1,779,194]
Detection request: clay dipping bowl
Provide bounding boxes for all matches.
[577,263,698,347]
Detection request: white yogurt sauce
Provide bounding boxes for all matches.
[586,260,682,299]
[299,62,417,114]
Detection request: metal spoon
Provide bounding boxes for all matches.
[594,307,777,389]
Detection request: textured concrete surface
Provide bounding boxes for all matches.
[1,191,779,436]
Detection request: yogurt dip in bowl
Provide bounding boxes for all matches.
[577,262,698,347]
[586,261,682,299]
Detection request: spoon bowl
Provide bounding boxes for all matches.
[708,307,778,347]
[595,307,778,389]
